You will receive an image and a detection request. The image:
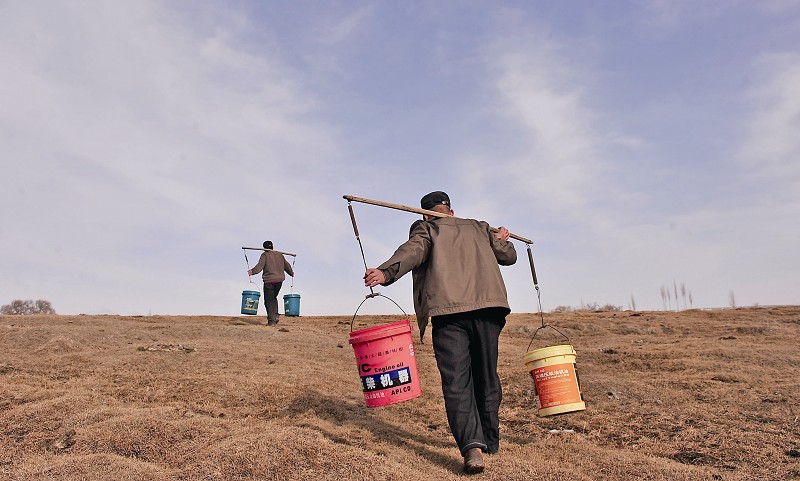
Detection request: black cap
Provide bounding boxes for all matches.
[263,240,273,249]
[420,191,450,211]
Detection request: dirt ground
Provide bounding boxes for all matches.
[1,306,799,480]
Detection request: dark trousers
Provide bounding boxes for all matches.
[431,308,506,455]
[263,282,282,325]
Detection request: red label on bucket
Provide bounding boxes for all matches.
[531,362,582,409]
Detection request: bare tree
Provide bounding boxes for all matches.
[729,290,736,308]
[1,299,56,315]
[35,300,55,313]
[689,291,693,309]
[630,293,637,311]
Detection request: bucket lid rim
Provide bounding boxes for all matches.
[348,319,413,344]
[523,344,577,363]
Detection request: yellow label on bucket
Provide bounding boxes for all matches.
[532,362,582,409]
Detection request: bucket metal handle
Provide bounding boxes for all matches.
[527,323,571,351]
[350,292,408,332]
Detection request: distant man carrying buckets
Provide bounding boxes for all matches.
[364,191,517,474]
[248,241,294,326]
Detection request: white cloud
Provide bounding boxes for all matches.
[470,16,643,223]
[756,0,800,14]
[738,52,800,181]
[2,2,798,316]
[485,47,599,209]
[0,1,352,314]
[639,0,739,31]
[316,4,376,45]
[461,10,800,312]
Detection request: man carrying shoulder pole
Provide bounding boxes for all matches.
[248,240,294,326]
[364,191,517,474]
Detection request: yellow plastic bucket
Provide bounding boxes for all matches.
[524,344,586,416]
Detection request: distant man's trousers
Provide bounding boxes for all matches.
[431,307,506,455]
[263,281,282,325]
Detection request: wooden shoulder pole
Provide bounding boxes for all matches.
[342,195,533,244]
[241,247,297,257]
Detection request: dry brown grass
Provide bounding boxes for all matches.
[1,307,799,480]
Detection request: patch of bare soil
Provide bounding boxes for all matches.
[1,307,799,480]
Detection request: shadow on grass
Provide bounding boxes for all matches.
[283,391,464,474]
[227,316,263,326]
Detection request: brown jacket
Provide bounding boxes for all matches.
[252,251,294,283]
[378,216,517,339]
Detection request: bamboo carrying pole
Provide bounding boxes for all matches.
[342,195,533,244]
[241,247,297,257]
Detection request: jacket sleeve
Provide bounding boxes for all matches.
[284,258,294,277]
[251,253,267,275]
[376,222,432,285]
[485,222,517,266]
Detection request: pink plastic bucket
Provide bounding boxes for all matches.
[348,319,422,407]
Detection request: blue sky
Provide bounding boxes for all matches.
[2,1,799,316]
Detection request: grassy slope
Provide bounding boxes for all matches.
[1,307,799,480]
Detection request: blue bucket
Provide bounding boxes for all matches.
[241,290,261,315]
[284,294,300,316]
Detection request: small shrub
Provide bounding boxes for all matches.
[1,299,56,315]
[553,303,622,313]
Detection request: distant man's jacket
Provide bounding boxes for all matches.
[252,251,294,283]
[377,216,517,339]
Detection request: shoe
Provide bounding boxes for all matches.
[267,321,277,326]
[463,448,485,474]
